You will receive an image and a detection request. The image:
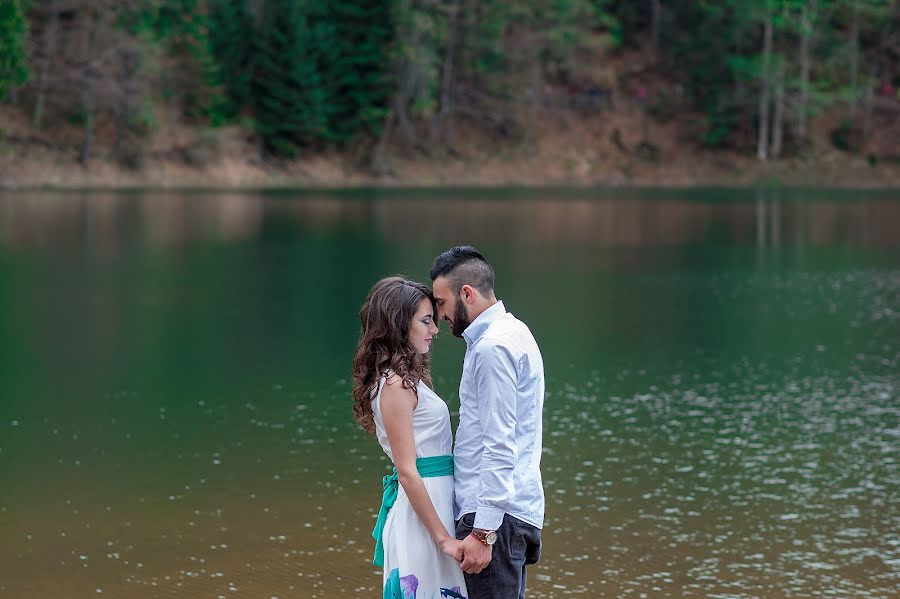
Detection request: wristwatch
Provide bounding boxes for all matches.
[471,528,498,546]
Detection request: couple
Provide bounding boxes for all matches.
[352,246,545,599]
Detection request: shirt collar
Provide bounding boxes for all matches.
[462,300,506,346]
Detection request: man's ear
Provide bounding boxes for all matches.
[460,284,476,304]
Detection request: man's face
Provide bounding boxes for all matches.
[432,276,471,338]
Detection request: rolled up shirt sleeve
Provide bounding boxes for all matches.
[472,341,519,530]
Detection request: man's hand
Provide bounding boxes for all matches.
[459,534,492,574]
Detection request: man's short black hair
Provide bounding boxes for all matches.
[430,245,495,296]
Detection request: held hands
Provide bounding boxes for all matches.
[438,532,492,573]
[438,536,465,564]
[459,534,492,574]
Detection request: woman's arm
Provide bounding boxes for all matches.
[380,376,462,561]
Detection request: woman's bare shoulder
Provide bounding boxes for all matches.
[380,374,417,407]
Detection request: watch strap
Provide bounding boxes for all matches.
[471,528,497,545]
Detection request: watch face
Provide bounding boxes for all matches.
[485,531,498,545]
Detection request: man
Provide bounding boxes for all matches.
[430,246,545,598]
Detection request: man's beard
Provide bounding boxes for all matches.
[450,300,472,338]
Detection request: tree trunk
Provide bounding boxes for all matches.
[372,105,395,174]
[757,8,774,161]
[849,0,860,121]
[772,58,785,158]
[33,0,61,129]
[796,0,816,141]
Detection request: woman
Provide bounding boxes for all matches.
[352,276,467,599]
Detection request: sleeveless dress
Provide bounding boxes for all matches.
[371,374,468,599]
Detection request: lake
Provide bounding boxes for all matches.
[0,188,898,597]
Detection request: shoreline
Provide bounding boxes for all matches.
[4,108,899,194]
[3,142,899,194]
[4,181,900,195]
[3,167,899,193]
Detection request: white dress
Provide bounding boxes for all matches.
[372,374,468,599]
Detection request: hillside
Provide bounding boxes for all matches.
[1,2,898,190]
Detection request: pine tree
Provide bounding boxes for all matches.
[253,0,327,156]
[320,0,394,142]
[0,0,29,100]
[209,0,255,119]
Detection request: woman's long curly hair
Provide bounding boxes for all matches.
[352,276,435,434]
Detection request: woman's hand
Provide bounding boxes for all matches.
[438,536,464,563]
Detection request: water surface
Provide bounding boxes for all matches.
[0,189,898,597]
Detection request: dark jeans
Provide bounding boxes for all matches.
[455,512,542,599]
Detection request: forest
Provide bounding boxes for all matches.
[0,1,898,184]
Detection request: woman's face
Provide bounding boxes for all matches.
[408,297,439,354]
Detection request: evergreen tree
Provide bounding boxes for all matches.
[319,0,394,142]
[253,0,326,156]
[209,0,255,119]
[0,0,29,100]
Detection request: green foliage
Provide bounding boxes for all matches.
[536,0,595,68]
[587,1,623,46]
[664,1,752,147]
[209,0,255,119]
[318,1,394,142]
[456,0,599,104]
[463,0,514,78]
[604,0,646,47]
[0,0,29,99]
[702,105,741,149]
[251,0,394,155]
[124,1,226,122]
[657,0,896,150]
[252,0,327,156]
[10,0,897,160]
[388,0,446,118]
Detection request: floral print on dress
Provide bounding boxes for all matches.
[384,569,466,599]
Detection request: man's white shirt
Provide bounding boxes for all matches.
[453,300,545,531]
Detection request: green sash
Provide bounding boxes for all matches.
[372,454,454,567]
